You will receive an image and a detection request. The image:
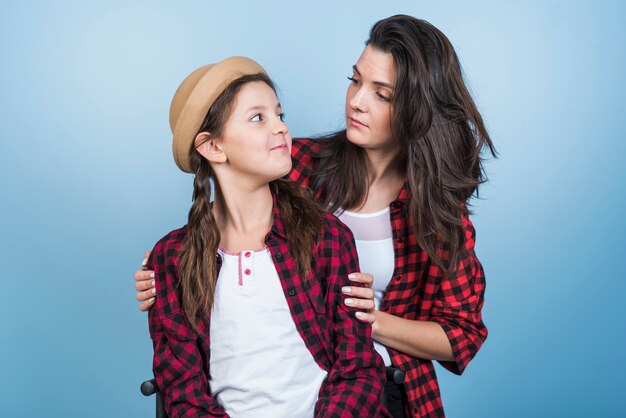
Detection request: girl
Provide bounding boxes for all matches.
[147,56,386,417]
[137,15,494,418]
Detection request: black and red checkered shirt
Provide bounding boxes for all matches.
[146,192,388,417]
[289,138,488,418]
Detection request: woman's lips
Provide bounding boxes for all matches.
[349,117,367,128]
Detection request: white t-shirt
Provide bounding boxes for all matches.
[209,248,328,417]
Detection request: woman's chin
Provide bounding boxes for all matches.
[346,128,369,147]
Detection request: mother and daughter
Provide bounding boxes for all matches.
[137,14,494,418]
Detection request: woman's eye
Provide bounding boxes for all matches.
[376,92,391,102]
[250,114,262,122]
[347,76,359,84]
[277,113,285,122]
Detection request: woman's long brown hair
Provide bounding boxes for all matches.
[311,15,496,273]
[179,73,322,333]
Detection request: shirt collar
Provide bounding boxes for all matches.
[391,180,410,206]
[268,187,288,241]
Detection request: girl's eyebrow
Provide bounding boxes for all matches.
[246,103,282,112]
[352,64,393,89]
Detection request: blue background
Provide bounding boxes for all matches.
[1,1,624,417]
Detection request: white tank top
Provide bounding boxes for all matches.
[337,207,394,366]
[210,248,327,417]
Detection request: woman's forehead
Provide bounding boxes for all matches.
[354,45,396,82]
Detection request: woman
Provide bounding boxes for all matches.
[136,15,494,418]
[147,56,386,417]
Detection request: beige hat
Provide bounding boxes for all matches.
[169,56,267,173]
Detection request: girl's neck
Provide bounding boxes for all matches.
[212,181,274,253]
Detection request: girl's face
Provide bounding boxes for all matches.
[201,81,292,183]
[345,45,396,152]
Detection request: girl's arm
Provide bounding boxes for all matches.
[148,234,229,417]
[315,224,388,418]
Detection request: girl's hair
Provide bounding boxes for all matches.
[179,73,322,332]
[310,15,496,273]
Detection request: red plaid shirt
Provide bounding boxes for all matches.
[289,138,488,418]
[146,192,388,417]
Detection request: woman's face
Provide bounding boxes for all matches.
[345,45,396,152]
[202,81,292,183]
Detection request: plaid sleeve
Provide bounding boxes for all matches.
[287,137,319,188]
[147,233,229,418]
[428,213,488,375]
[315,218,389,418]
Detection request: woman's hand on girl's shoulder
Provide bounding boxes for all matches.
[342,272,376,324]
[134,251,156,311]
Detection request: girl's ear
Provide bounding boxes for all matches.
[195,132,227,164]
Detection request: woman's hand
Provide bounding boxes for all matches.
[342,272,376,324]
[134,251,156,311]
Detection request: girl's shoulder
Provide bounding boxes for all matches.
[149,225,189,264]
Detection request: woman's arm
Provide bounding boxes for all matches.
[342,274,455,361]
[372,313,454,361]
[374,213,487,374]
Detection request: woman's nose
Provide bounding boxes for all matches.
[349,87,366,112]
